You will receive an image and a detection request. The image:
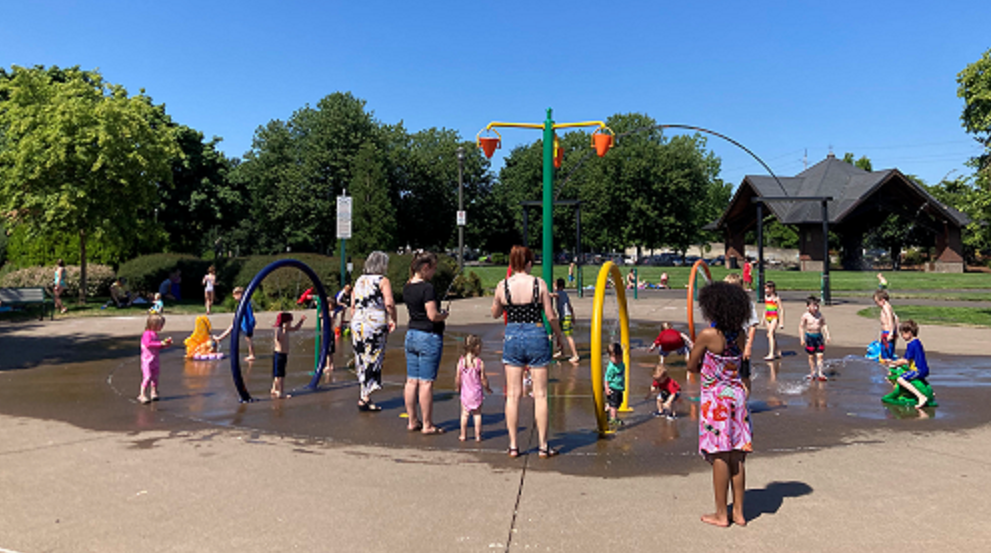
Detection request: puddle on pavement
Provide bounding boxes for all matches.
[2,317,990,478]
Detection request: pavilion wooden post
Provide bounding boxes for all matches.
[753,196,833,305]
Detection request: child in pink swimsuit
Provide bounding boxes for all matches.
[687,281,754,528]
[139,314,173,404]
[455,335,492,442]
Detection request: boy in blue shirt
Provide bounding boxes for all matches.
[605,342,625,427]
[886,319,930,409]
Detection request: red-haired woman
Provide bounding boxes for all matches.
[491,246,564,459]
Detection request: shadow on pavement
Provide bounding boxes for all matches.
[743,480,814,522]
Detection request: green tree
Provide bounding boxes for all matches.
[956,48,991,257]
[0,66,178,300]
[349,142,395,255]
[159,125,241,255]
[842,152,873,171]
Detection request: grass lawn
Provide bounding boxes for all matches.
[466,264,991,293]
[835,291,991,302]
[857,305,991,328]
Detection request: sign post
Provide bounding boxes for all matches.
[337,192,352,288]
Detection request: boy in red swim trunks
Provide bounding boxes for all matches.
[799,296,830,380]
[873,290,897,360]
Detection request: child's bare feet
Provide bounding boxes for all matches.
[459,434,467,441]
[270,390,291,399]
[245,355,256,361]
[150,393,159,401]
[732,512,747,527]
[916,397,928,409]
[475,435,482,442]
[700,513,730,527]
[137,396,151,404]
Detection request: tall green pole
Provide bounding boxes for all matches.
[340,239,346,289]
[542,108,555,288]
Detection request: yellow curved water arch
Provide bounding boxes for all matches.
[590,261,631,435]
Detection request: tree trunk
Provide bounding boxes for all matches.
[79,228,87,304]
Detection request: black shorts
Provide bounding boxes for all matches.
[739,358,751,379]
[658,390,681,403]
[273,352,288,378]
[607,389,624,409]
[805,333,825,354]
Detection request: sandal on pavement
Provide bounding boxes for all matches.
[407,422,423,432]
[507,447,520,458]
[357,399,382,412]
[538,447,559,459]
[421,426,445,435]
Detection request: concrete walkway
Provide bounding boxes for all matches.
[1,292,990,552]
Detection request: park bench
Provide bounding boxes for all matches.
[0,287,53,321]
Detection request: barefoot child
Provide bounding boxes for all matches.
[874,290,897,360]
[799,296,830,381]
[139,314,173,404]
[648,322,692,368]
[762,281,783,360]
[202,265,217,314]
[885,320,931,409]
[687,281,753,527]
[455,335,492,441]
[649,365,681,419]
[272,312,306,398]
[214,287,257,361]
[605,343,625,427]
[553,278,580,362]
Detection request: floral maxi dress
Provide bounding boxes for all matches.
[698,331,753,461]
[350,274,388,398]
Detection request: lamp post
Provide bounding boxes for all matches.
[456,146,465,270]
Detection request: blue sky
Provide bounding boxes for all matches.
[3,1,988,188]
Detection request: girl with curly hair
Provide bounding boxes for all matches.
[687,281,754,527]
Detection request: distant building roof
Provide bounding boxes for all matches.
[711,154,969,230]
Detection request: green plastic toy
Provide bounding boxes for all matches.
[881,364,937,407]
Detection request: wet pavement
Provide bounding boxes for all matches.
[4,303,990,479]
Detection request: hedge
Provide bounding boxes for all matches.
[117,254,213,300]
[0,264,115,297]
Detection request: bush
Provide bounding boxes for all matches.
[902,249,926,267]
[0,264,115,297]
[380,253,458,304]
[490,252,508,265]
[447,271,484,299]
[117,254,212,299]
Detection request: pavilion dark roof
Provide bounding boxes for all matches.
[713,154,969,229]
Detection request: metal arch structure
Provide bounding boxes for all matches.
[554,123,788,201]
[589,261,632,435]
[686,259,714,341]
[228,259,333,403]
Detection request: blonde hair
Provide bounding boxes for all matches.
[145,314,165,331]
[463,334,482,359]
[233,286,245,296]
[723,273,742,287]
[660,321,673,330]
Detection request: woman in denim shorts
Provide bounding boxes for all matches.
[403,252,449,435]
[491,246,565,459]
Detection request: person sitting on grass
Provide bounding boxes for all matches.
[884,319,931,409]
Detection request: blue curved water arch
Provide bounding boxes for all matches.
[228,259,333,402]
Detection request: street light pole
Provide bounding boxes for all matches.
[456,146,465,271]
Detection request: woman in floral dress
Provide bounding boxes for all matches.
[687,281,753,528]
[350,251,397,412]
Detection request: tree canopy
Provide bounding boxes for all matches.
[0,65,178,299]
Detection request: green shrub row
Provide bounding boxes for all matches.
[117,254,213,300]
[0,264,115,297]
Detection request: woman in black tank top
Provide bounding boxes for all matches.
[490,246,564,459]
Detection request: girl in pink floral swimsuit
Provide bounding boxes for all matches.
[687,281,754,528]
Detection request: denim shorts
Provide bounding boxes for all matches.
[405,329,443,381]
[502,323,552,368]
